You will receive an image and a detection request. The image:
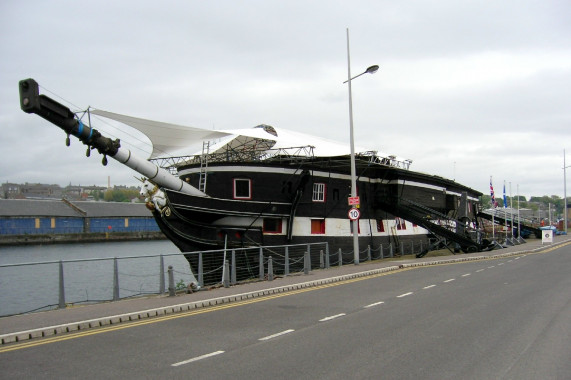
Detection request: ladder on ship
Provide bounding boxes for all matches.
[198,141,210,193]
[375,196,488,257]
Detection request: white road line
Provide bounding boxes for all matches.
[488,266,495,268]
[462,273,471,277]
[259,329,295,341]
[423,285,436,289]
[364,301,385,308]
[319,313,346,322]
[515,257,521,260]
[476,269,485,272]
[498,263,504,266]
[508,260,513,262]
[397,292,413,298]
[172,351,225,367]
[443,279,455,283]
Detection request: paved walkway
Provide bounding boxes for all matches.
[1,236,569,344]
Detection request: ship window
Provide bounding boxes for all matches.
[312,183,326,202]
[333,188,339,201]
[376,219,385,232]
[263,218,282,234]
[396,217,406,230]
[350,220,361,234]
[311,219,325,234]
[233,178,251,199]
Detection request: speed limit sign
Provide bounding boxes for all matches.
[348,208,361,220]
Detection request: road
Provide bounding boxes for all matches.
[1,245,570,379]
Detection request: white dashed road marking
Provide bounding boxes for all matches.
[172,351,225,367]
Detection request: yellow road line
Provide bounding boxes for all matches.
[0,267,410,353]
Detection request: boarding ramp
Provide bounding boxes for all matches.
[477,209,541,239]
[376,196,489,258]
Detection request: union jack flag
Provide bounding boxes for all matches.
[490,177,497,208]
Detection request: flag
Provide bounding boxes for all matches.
[489,176,497,208]
[503,181,507,208]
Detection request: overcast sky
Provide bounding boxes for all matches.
[1,0,570,199]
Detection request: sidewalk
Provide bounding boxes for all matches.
[2,236,569,345]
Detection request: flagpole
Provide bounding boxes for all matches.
[490,176,495,241]
[517,184,521,240]
[510,182,513,240]
[504,181,508,243]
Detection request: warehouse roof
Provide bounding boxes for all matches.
[0,199,152,218]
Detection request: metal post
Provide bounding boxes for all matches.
[401,241,404,256]
[268,256,274,281]
[325,247,330,268]
[223,260,230,288]
[304,251,310,275]
[198,252,204,287]
[284,246,290,276]
[338,248,342,267]
[367,245,371,261]
[259,247,264,280]
[419,240,423,254]
[320,250,324,269]
[380,244,384,259]
[159,254,165,294]
[113,257,119,301]
[168,265,175,296]
[390,243,393,258]
[58,260,66,309]
[347,29,360,266]
[231,249,236,285]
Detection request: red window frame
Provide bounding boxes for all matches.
[263,218,283,234]
[311,219,325,234]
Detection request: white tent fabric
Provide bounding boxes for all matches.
[90,109,408,164]
[91,109,231,159]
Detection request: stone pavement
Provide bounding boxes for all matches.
[1,236,569,345]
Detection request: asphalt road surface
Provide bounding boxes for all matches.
[1,245,569,379]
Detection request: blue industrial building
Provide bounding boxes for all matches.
[0,199,160,236]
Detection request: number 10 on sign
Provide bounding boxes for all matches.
[348,208,360,220]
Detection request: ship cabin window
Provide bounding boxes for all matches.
[333,188,339,201]
[263,218,282,234]
[311,219,325,234]
[350,220,360,234]
[312,183,326,202]
[376,219,385,232]
[396,217,406,230]
[233,178,251,199]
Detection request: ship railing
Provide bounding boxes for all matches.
[149,145,316,172]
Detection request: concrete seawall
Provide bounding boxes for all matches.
[0,231,167,246]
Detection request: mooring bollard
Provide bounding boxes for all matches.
[259,247,264,280]
[223,260,230,288]
[231,250,236,285]
[198,252,204,288]
[268,256,274,281]
[159,254,165,294]
[58,260,66,309]
[168,265,175,297]
[284,246,290,276]
[113,257,120,301]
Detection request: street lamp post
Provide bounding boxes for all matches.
[564,149,569,235]
[346,28,379,265]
